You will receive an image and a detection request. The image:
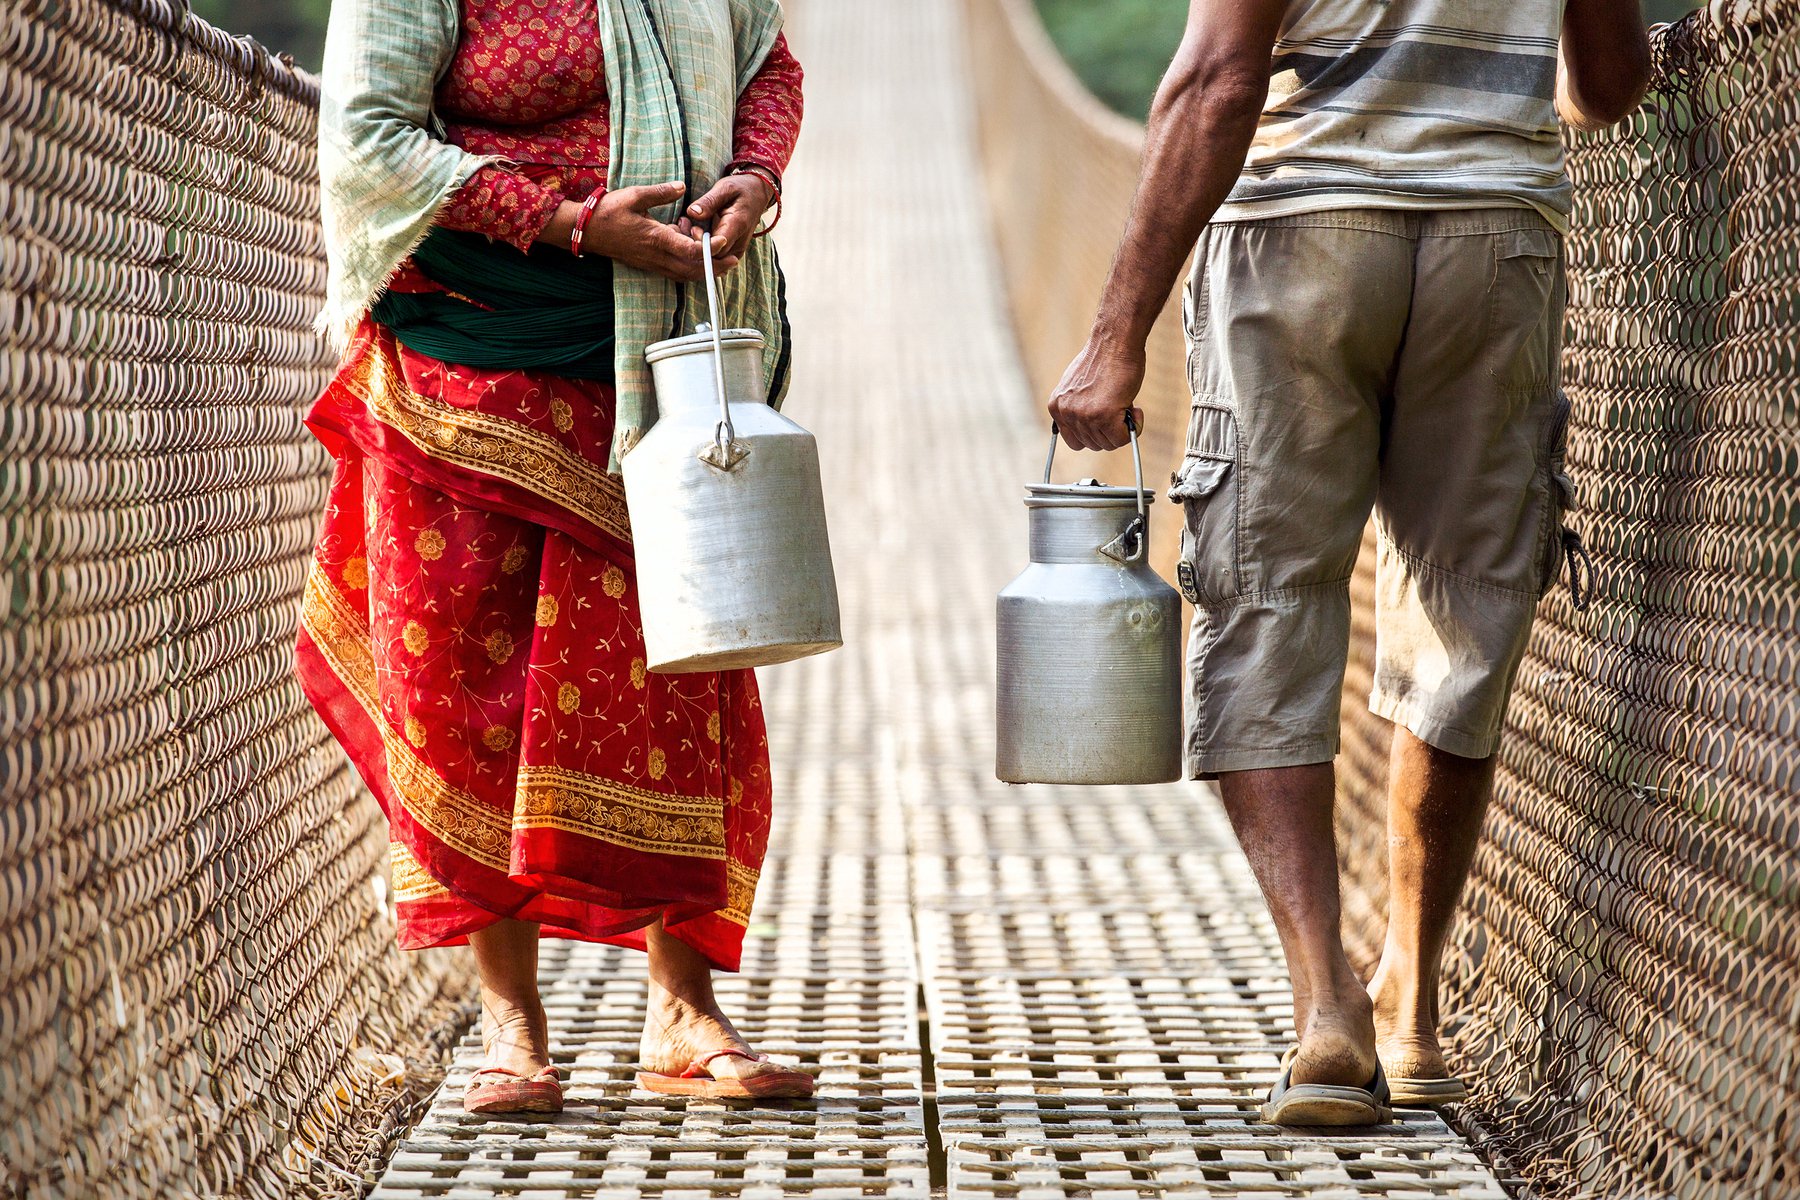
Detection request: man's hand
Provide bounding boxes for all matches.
[678,173,776,271]
[1046,0,1277,452]
[1048,336,1147,452]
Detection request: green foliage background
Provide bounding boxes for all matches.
[195,0,330,71]
[1035,0,1708,121]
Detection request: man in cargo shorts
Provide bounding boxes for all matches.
[1050,0,1651,1123]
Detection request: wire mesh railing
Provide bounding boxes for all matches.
[0,1,476,1196]
[967,1,1800,1197]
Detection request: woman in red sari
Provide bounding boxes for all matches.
[300,0,808,1112]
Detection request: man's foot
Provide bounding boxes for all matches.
[1366,958,1450,1078]
[1289,985,1380,1087]
[1367,957,1468,1105]
[1263,986,1388,1125]
[640,922,810,1093]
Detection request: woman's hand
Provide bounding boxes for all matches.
[543,182,740,281]
[677,173,775,270]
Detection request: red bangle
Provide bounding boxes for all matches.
[728,164,783,237]
[754,192,782,237]
[570,192,602,256]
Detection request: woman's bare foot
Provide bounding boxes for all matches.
[640,920,797,1086]
[1367,955,1452,1079]
[481,998,552,1077]
[469,918,552,1078]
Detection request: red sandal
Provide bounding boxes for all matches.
[463,1064,565,1115]
[636,1048,815,1100]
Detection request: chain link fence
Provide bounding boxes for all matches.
[968,1,1800,1197]
[0,1,476,1196]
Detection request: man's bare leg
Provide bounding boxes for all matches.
[469,918,551,1075]
[1366,728,1494,1080]
[1218,763,1377,1087]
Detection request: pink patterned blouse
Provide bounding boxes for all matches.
[431,0,805,252]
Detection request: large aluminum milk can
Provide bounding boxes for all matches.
[622,234,841,674]
[996,421,1183,784]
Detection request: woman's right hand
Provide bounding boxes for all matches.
[547,183,740,282]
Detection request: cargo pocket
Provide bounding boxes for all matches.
[1539,391,1592,609]
[1490,227,1563,394]
[1168,402,1237,604]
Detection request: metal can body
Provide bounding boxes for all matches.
[995,484,1183,784]
[625,329,843,673]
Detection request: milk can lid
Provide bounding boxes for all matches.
[1025,478,1156,508]
[644,325,766,364]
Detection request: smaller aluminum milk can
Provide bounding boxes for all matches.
[623,233,842,673]
[996,420,1183,784]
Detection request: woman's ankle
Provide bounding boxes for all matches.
[481,996,550,1068]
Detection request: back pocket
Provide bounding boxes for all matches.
[1489,227,1563,392]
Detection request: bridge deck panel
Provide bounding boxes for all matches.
[372,1,1508,1196]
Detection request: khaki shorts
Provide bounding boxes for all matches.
[1174,208,1580,777]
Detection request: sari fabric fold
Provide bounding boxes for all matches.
[370,229,618,381]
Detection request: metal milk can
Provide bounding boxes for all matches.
[996,420,1183,784]
[623,233,842,674]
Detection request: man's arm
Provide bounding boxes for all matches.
[1557,0,1653,132]
[1048,0,1284,452]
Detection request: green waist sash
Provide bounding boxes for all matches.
[372,228,617,382]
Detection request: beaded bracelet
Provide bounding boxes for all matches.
[570,192,602,257]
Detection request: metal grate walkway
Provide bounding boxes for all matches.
[371,0,1509,1194]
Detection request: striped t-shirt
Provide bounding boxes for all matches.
[1214,0,1572,231]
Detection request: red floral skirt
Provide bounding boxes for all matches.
[295,321,770,969]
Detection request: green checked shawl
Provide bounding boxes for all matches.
[317,0,789,471]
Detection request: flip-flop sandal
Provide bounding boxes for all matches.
[464,1064,564,1115]
[636,1048,815,1100]
[1386,1074,1469,1107]
[1260,1047,1393,1126]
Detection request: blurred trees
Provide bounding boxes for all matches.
[190,0,1710,111]
[193,0,329,71]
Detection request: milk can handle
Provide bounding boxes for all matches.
[1045,413,1149,563]
[698,223,734,452]
[1043,413,1149,528]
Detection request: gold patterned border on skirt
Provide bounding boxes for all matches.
[722,862,759,927]
[302,566,515,872]
[342,334,632,545]
[389,840,451,902]
[516,766,729,860]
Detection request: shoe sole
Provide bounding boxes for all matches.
[635,1070,815,1100]
[1261,1084,1393,1127]
[1388,1077,1469,1107]
[463,1083,564,1115]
